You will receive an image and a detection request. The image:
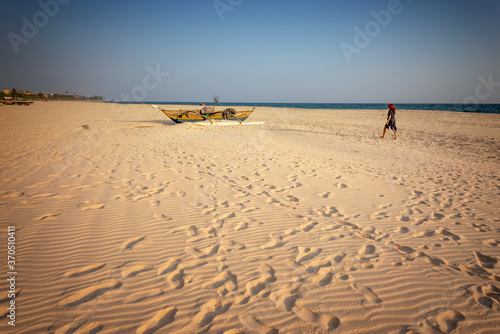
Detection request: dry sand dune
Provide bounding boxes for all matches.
[0,101,499,333]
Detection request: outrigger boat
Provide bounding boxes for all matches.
[134,96,255,124]
[154,106,255,124]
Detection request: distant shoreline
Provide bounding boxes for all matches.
[109,101,500,114]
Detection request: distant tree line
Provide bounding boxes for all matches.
[1,88,105,101]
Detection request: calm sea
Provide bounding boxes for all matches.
[117,102,500,114]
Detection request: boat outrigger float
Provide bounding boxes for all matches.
[134,96,255,124]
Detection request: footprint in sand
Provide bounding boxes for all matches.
[111,192,133,200]
[370,210,389,220]
[318,191,330,198]
[300,221,318,232]
[234,222,248,231]
[483,239,500,247]
[185,244,219,259]
[305,259,332,273]
[136,306,177,334]
[336,273,349,281]
[296,247,322,264]
[473,251,497,269]
[267,197,281,205]
[418,309,465,333]
[120,236,146,250]
[285,259,309,278]
[157,258,181,276]
[285,227,300,236]
[470,285,500,310]
[398,215,411,222]
[413,230,435,238]
[431,211,446,220]
[437,227,461,241]
[397,226,410,233]
[217,212,236,221]
[233,293,250,306]
[132,193,151,202]
[261,232,284,250]
[238,315,278,334]
[420,252,447,267]
[468,222,490,233]
[153,213,172,221]
[392,243,417,260]
[332,252,346,264]
[167,269,185,289]
[356,244,379,261]
[259,263,277,283]
[245,280,268,296]
[312,267,334,286]
[458,263,491,278]
[203,244,220,256]
[337,220,359,230]
[220,239,246,252]
[203,270,238,292]
[350,283,382,304]
[201,206,217,216]
[186,225,197,237]
[59,280,121,307]
[270,286,300,312]
[185,246,206,259]
[217,200,229,207]
[285,195,299,202]
[189,299,231,329]
[327,206,341,217]
[292,306,340,330]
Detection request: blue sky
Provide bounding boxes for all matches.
[1,0,499,103]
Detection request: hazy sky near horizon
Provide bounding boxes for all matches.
[1,0,499,103]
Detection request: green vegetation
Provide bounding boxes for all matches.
[1,88,105,102]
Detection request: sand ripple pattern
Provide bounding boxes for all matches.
[0,103,499,333]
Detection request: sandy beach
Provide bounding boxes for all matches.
[0,101,499,333]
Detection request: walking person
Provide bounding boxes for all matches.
[381,104,397,139]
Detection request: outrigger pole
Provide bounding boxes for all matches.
[212,95,219,114]
[131,100,213,124]
[211,96,242,124]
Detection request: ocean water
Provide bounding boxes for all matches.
[117,102,500,114]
